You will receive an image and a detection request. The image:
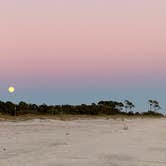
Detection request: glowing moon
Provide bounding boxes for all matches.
[8,86,15,93]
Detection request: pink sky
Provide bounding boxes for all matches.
[0,0,166,106]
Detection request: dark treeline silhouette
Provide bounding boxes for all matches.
[0,100,164,117]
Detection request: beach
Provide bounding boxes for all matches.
[0,118,166,166]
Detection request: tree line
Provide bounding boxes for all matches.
[0,99,163,117]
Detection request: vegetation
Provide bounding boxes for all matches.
[148,100,161,112]
[124,100,135,112]
[0,99,164,117]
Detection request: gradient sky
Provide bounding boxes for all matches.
[1,0,166,111]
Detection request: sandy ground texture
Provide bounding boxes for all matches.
[0,118,166,166]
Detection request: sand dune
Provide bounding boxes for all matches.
[0,118,166,166]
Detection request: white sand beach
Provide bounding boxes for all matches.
[0,118,166,166]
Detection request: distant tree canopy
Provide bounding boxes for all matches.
[98,101,124,110]
[124,100,135,112]
[0,100,163,117]
[148,100,161,112]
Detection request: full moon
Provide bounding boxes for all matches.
[8,86,15,93]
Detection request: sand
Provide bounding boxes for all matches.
[0,118,166,166]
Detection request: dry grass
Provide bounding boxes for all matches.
[0,113,164,122]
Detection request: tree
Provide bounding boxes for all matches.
[148,100,161,112]
[17,101,29,115]
[5,101,16,116]
[28,104,38,113]
[0,101,6,113]
[115,102,124,111]
[38,103,48,114]
[97,100,124,115]
[124,100,135,112]
[18,101,28,110]
[98,101,124,110]
[0,99,164,117]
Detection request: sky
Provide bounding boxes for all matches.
[1,0,166,112]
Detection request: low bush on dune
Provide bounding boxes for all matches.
[141,111,164,117]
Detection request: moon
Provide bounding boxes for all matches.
[8,86,15,93]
